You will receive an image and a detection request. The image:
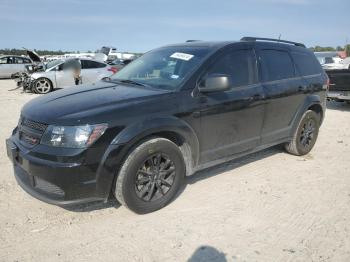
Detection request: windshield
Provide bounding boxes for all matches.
[45,60,63,70]
[324,57,334,64]
[111,46,210,90]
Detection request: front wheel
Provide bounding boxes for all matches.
[33,78,52,94]
[114,137,185,214]
[285,110,320,156]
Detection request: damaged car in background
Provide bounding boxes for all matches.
[0,49,42,79]
[14,57,118,94]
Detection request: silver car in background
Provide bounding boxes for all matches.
[0,55,33,78]
[30,58,118,94]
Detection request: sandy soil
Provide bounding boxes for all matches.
[0,79,350,262]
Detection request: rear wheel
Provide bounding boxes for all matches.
[114,137,185,214]
[285,110,320,156]
[33,78,52,94]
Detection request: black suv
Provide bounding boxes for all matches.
[6,37,328,214]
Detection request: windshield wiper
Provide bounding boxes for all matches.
[117,79,148,87]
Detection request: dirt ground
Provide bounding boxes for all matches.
[0,79,350,262]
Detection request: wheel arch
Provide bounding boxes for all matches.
[307,103,324,123]
[112,116,200,176]
[32,77,54,93]
[291,95,325,136]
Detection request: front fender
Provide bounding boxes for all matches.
[111,116,200,169]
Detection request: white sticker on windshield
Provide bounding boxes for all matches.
[171,74,179,79]
[170,52,194,61]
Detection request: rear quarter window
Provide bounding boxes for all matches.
[259,49,295,82]
[291,52,323,76]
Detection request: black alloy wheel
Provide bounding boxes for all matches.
[135,153,175,202]
[114,137,185,214]
[299,118,316,150]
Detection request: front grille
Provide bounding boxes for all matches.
[18,117,47,146]
[22,118,48,132]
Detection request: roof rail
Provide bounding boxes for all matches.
[186,40,201,42]
[241,37,306,48]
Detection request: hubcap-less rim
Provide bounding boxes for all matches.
[300,118,315,148]
[135,153,176,202]
[35,79,51,93]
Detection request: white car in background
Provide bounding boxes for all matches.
[0,55,33,78]
[30,58,118,94]
[321,57,350,70]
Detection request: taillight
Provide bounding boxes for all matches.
[107,67,118,74]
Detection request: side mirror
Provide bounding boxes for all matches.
[199,74,232,93]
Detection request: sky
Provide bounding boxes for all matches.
[0,0,349,53]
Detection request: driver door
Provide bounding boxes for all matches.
[198,48,265,163]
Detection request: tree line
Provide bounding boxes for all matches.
[0,48,92,56]
[309,45,350,54]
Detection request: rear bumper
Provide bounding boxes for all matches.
[6,137,124,207]
[327,91,350,101]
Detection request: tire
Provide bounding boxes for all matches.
[114,137,185,214]
[285,110,320,156]
[33,78,53,94]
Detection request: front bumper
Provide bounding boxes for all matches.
[6,137,124,206]
[327,91,350,101]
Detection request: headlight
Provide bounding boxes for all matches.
[41,124,108,148]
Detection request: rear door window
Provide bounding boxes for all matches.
[259,50,295,82]
[81,60,106,69]
[206,49,258,88]
[291,52,323,76]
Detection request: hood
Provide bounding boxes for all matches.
[22,81,170,124]
[26,50,41,62]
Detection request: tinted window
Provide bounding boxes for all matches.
[324,57,334,64]
[63,59,81,70]
[292,52,323,76]
[206,49,257,87]
[23,58,32,64]
[81,60,106,69]
[14,57,24,64]
[260,50,295,81]
[7,57,15,64]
